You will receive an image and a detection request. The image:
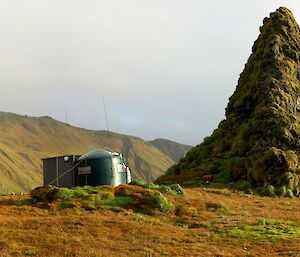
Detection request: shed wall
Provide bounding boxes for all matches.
[43,156,80,188]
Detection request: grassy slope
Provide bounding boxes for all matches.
[148,138,192,162]
[0,112,173,192]
[0,188,299,256]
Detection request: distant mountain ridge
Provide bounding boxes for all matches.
[0,112,178,192]
[148,138,192,162]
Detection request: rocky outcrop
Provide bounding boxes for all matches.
[164,7,300,195]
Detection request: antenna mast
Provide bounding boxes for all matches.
[102,97,110,139]
[65,109,68,124]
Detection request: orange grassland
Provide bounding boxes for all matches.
[0,188,299,257]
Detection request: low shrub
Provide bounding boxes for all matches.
[293,187,300,197]
[156,185,172,193]
[116,184,174,214]
[55,188,75,200]
[71,187,90,198]
[206,201,230,213]
[115,184,146,197]
[182,180,199,187]
[244,188,254,195]
[130,180,157,189]
[24,249,36,256]
[133,213,162,224]
[103,196,132,207]
[130,180,185,196]
[30,187,58,202]
[59,201,74,209]
[266,185,275,197]
[0,191,9,196]
[149,192,174,213]
[175,205,199,217]
[213,170,232,184]
[286,189,294,198]
[278,185,287,197]
[168,184,185,195]
[255,186,267,196]
[14,199,34,206]
[235,180,251,191]
[204,188,233,196]
[82,200,97,211]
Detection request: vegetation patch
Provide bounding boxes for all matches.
[0,191,9,196]
[13,199,34,206]
[102,196,132,208]
[115,184,175,214]
[206,201,230,213]
[31,185,114,202]
[222,219,300,241]
[30,183,183,215]
[24,248,37,256]
[132,213,162,224]
[130,180,185,195]
[203,188,233,196]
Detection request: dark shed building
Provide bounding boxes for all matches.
[42,149,131,188]
[42,155,80,188]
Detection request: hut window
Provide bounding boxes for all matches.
[78,166,92,175]
[116,163,126,173]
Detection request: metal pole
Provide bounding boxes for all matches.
[102,97,110,137]
[56,157,59,187]
[65,109,68,124]
[85,159,88,185]
[102,97,112,150]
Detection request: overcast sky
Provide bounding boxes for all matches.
[0,1,299,145]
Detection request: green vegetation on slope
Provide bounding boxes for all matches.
[163,7,300,196]
[221,218,300,241]
[0,112,174,192]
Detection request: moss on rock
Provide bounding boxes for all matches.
[163,7,300,196]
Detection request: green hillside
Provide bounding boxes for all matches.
[148,138,192,162]
[161,7,300,196]
[0,112,174,193]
